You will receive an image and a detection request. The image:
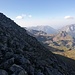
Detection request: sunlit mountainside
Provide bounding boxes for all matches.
[26,24,75,60]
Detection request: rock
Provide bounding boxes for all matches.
[27,65,34,75]
[35,69,44,75]
[36,72,44,75]
[0,69,8,75]
[37,60,47,66]
[11,74,16,75]
[10,64,23,73]
[14,54,30,65]
[18,70,28,75]
[10,64,28,75]
[0,57,14,69]
[5,52,13,59]
[45,67,53,75]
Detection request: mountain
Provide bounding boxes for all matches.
[28,29,47,35]
[53,31,72,41]
[27,29,53,43]
[27,29,74,50]
[27,29,47,38]
[26,25,57,34]
[60,24,75,37]
[27,26,75,61]
[0,13,75,75]
[52,31,74,50]
[27,29,75,59]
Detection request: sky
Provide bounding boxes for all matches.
[0,0,75,29]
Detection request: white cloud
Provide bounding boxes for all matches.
[16,14,32,19]
[16,14,26,19]
[16,16,24,19]
[64,16,74,19]
[28,15,32,18]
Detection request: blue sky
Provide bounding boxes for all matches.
[0,0,75,29]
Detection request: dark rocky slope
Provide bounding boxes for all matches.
[0,13,75,75]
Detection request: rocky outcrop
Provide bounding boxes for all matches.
[0,13,75,75]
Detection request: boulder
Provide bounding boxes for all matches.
[0,69,8,75]
[10,64,28,75]
[18,70,28,75]
[0,57,14,69]
[36,72,44,75]
[14,54,30,65]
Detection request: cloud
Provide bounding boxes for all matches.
[16,14,32,19]
[16,14,26,19]
[16,16,24,19]
[28,15,32,18]
[64,16,74,19]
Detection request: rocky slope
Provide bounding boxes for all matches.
[52,31,74,50]
[0,13,75,75]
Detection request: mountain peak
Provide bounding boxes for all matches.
[60,24,75,37]
[60,31,68,37]
[0,12,8,20]
[0,12,23,30]
[0,12,4,15]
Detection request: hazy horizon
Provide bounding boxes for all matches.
[0,0,75,29]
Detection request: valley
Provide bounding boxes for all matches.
[26,25,75,60]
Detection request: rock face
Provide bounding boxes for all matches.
[0,69,8,75]
[0,13,75,75]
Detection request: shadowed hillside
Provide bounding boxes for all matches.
[55,54,75,72]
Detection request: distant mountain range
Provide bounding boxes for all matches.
[26,24,75,49]
[27,29,74,50]
[26,25,57,34]
[60,24,75,37]
[26,24,75,36]
[27,29,47,36]
[26,25,75,60]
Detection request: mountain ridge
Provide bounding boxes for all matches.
[26,25,57,34]
[59,24,75,37]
